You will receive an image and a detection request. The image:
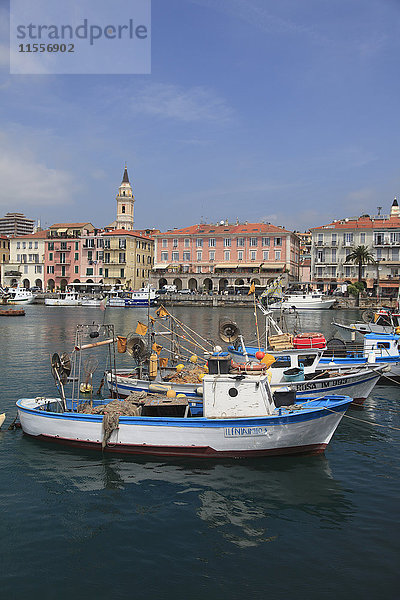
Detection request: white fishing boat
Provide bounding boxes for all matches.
[228,347,386,405]
[106,367,203,399]
[17,376,352,459]
[223,305,389,403]
[16,323,352,457]
[319,333,400,379]
[0,286,35,305]
[45,291,82,306]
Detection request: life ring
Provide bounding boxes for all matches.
[231,361,269,372]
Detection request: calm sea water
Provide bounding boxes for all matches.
[0,305,399,600]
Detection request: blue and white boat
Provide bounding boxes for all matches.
[16,370,352,458]
[319,333,400,379]
[229,333,400,383]
[107,286,157,307]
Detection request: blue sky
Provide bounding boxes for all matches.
[1,0,400,232]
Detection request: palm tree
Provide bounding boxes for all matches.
[345,245,376,284]
[345,245,376,305]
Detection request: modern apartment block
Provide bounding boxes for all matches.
[0,212,35,236]
[310,199,400,295]
[3,230,47,289]
[151,221,299,291]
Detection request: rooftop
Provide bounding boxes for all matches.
[157,222,293,236]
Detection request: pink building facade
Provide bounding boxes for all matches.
[44,223,95,291]
[151,222,299,292]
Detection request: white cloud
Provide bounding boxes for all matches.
[130,83,234,122]
[0,131,79,209]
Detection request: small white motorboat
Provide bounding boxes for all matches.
[268,291,336,310]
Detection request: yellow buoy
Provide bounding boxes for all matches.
[176,393,186,398]
[176,364,185,372]
[197,373,205,382]
[189,354,198,363]
[166,389,177,398]
[203,365,209,373]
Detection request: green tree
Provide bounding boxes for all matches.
[345,246,376,305]
[345,245,376,284]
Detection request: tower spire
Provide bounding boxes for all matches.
[122,165,130,184]
[115,164,135,230]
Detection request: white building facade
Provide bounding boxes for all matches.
[2,230,47,289]
[310,199,400,296]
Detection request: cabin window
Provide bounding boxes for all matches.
[298,355,315,367]
[376,316,391,326]
[377,342,390,349]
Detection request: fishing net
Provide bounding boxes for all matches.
[77,391,147,448]
[165,365,206,384]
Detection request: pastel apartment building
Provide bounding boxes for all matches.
[44,222,95,290]
[310,198,400,296]
[3,230,47,289]
[151,221,299,292]
[102,230,154,289]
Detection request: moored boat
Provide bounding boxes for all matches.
[16,372,352,458]
[268,291,336,310]
[0,286,35,305]
[0,308,25,316]
[107,286,157,307]
[45,291,82,306]
[333,308,400,335]
[16,322,352,457]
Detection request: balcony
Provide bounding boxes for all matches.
[55,260,71,265]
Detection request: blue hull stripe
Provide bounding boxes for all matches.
[17,400,350,427]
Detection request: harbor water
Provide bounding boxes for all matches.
[0,305,399,599]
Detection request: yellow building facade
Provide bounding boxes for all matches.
[103,230,154,289]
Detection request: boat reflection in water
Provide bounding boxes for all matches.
[18,439,353,547]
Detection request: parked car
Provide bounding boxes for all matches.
[29,286,41,292]
[178,289,192,294]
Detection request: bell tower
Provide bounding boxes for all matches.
[116,165,135,230]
